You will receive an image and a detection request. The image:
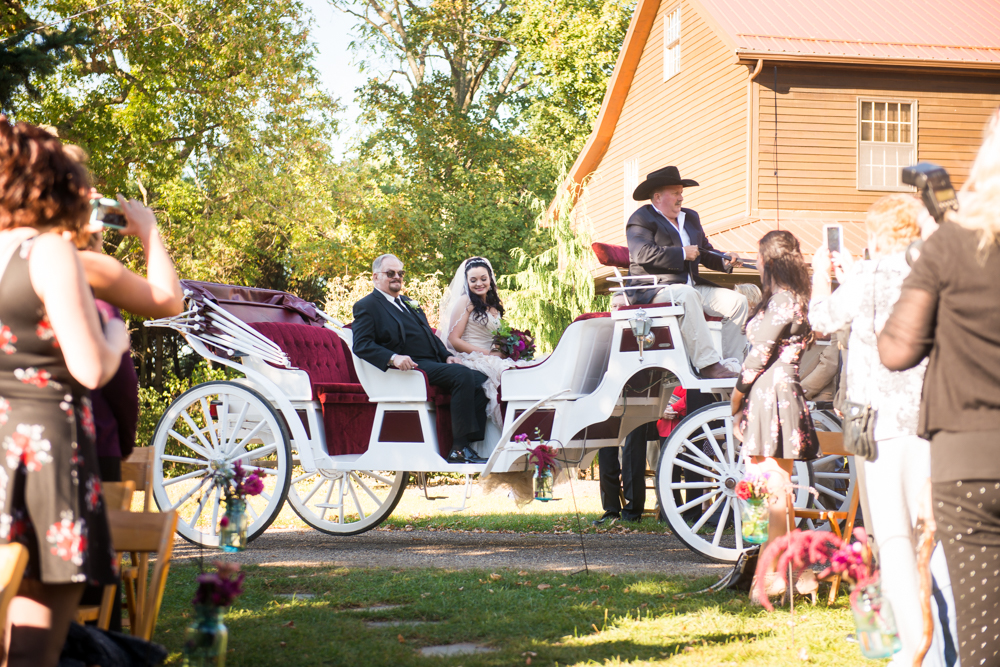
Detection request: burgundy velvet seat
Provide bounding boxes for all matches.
[249,322,375,456]
[248,322,453,458]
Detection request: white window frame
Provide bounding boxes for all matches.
[857,97,918,192]
[623,158,639,231]
[662,6,681,82]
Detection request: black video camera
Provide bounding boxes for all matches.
[901,162,958,225]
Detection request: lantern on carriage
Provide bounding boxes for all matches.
[628,309,655,361]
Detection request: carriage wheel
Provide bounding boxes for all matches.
[802,410,855,532]
[654,402,812,563]
[286,467,409,536]
[150,381,292,547]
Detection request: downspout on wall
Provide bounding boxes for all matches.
[745,58,763,216]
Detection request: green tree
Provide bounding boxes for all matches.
[0,2,89,114]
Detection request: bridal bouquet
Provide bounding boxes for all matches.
[492,321,536,361]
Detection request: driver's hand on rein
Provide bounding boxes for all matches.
[392,355,418,371]
[683,245,699,261]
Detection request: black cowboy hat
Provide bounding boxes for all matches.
[632,166,699,201]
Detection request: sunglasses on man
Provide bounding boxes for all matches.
[377,270,405,279]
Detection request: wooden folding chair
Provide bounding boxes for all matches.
[107,509,178,641]
[122,447,155,512]
[0,544,28,632]
[791,431,861,604]
[75,481,136,628]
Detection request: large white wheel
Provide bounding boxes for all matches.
[151,381,292,546]
[286,467,408,535]
[802,410,854,531]
[654,402,813,563]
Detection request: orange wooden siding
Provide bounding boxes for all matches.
[581,0,748,246]
[755,67,1000,213]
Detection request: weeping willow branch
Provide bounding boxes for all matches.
[499,182,609,352]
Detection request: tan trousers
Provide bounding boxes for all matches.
[651,284,748,370]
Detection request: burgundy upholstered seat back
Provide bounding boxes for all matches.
[248,322,359,385]
[591,242,630,269]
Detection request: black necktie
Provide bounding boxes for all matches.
[394,297,409,315]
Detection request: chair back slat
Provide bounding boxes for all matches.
[103,481,136,511]
[122,447,154,511]
[107,509,179,641]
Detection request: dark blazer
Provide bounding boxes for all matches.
[625,205,726,304]
[351,290,451,371]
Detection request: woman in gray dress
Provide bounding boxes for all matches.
[731,230,820,596]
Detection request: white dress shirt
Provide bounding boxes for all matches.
[376,287,407,312]
[651,205,693,286]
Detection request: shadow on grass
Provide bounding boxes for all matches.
[154,564,854,666]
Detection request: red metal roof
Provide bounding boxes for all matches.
[703,214,868,261]
[696,0,1000,66]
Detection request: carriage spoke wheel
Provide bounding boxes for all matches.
[151,381,292,547]
[655,402,812,563]
[286,466,408,536]
[803,409,854,532]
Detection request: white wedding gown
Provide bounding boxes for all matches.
[453,312,536,428]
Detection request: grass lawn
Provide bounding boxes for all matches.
[155,564,882,666]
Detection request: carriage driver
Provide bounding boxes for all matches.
[624,166,748,380]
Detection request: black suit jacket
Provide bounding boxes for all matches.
[351,290,451,371]
[625,205,726,304]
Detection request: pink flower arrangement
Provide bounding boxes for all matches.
[735,471,771,501]
[754,527,875,611]
[491,321,536,361]
[227,460,265,501]
[192,561,244,609]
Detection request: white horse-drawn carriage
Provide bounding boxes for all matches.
[146,246,850,564]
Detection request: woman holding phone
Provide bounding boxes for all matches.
[0,118,129,667]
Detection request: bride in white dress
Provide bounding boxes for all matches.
[438,257,535,428]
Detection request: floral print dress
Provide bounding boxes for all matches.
[0,238,116,585]
[737,290,820,460]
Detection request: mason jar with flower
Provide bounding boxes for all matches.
[735,470,772,544]
[217,461,264,552]
[183,561,244,667]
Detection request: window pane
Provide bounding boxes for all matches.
[888,104,898,123]
[875,122,884,142]
[862,121,872,141]
[900,103,911,123]
[875,103,885,122]
[888,124,897,142]
[862,102,872,121]
[900,124,910,143]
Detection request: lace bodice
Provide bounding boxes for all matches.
[461,311,501,353]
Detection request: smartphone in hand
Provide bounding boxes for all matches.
[823,223,844,255]
[90,197,127,230]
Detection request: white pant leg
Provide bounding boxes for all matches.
[694,285,749,362]
[652,285,720,370]
[866,435,945,667]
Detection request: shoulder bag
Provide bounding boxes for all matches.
[841,263,880,462]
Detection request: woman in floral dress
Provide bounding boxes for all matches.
[0,120,129,666]
[730,230,820,598]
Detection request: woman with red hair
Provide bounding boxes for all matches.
[0,118,129,667]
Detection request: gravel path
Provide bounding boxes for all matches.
[172,528,730,578]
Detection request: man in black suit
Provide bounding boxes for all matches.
[624,166,747,380]
[351,253,489,464]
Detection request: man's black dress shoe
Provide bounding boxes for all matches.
[447,446,487,464]
[592,511,620,526]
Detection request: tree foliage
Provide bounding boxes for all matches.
[500,183,609,351]
[0,2,89,114]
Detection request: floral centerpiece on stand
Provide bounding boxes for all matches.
[755,528,901,659]
[735,470,772,544]
[218,460,264,552]
[184,561,245,667]
[492,321,536,361]
[515,433,559,501]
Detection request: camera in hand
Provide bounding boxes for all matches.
[90,197,127,230]
[902,162,958,224]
